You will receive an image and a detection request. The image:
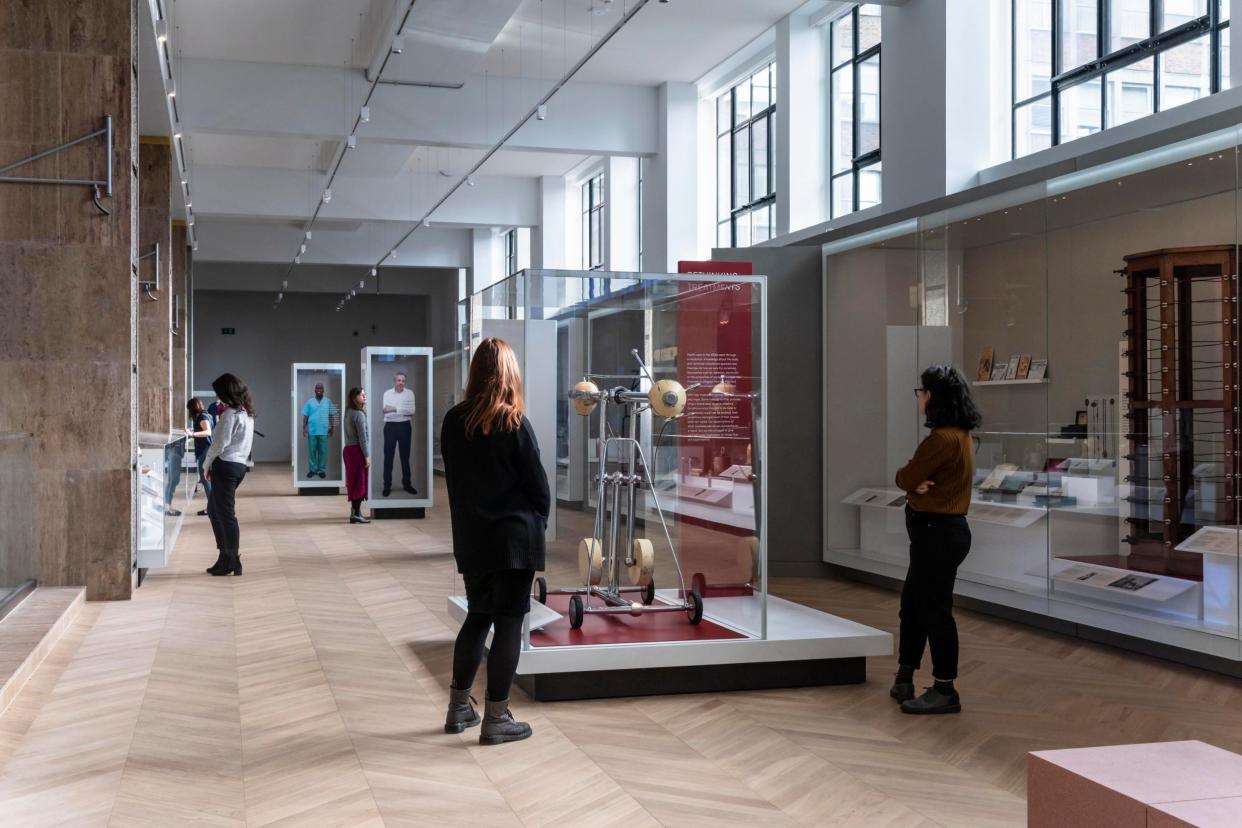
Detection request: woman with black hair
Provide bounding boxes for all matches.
[203,373,255,577]
[891,364,981,714]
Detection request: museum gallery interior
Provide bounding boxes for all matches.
[4,0,1242,825]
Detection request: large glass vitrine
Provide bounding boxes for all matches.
[824,125,1242,665]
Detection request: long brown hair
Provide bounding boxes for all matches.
[347,386,365,411]
[463,337,525,437]
[212,373,256,416]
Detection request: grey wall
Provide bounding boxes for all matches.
[194,289,443,463]
[713,247,824,572]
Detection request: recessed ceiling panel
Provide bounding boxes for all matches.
[176,0,375,67]
[186,133,338,172]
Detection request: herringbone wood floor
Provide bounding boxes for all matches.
[1,465,1240,826]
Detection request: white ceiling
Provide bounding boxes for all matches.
[176,0,378,68]
[187,133,338,172]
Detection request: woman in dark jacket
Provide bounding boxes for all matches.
[891,365,981,715]
[441,336,550,745]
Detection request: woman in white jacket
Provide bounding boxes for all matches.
[203,373,255,576]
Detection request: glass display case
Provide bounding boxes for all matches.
[361,347,433,513]
[290,363,345,491]
[824,124,1242,666]
[137,431,190,571]
[453,269,890,700]
[0,433,35,620]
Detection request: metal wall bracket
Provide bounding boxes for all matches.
[172,292,181,336]
[0,116,113,215]
[138,242,160,301]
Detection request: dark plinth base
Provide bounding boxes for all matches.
[515,656,866,702]
[372,507,426,520]
[297,487,340,496]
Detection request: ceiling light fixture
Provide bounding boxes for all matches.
[322,188,332,204]
[156,20,169,43]
[168,86,176,99]
[282,280,288,289]
[358,280,366,289]
[466,176,475,187]
[347,134,357,149]
[299,243,307,254]
[173,131,182,140]
[294,255,301,265]
[305,231,312,240]
[369,268,377,277]
[391,34,404,54]
[360,105,370,123]
[536,104,548,120]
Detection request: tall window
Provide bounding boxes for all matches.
[503,228,517,277]
[1014,1,1231,159]
[581,174,604,270]
[830,5,881,219]
[716,62,775,247]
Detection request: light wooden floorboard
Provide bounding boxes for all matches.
[1,464,1240,827]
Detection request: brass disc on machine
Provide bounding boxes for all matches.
[578,538,604,585]
[648,379,687,418]
[572,380,600,416]
[628,538,655,586]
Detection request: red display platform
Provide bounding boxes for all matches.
[530,594,748,647]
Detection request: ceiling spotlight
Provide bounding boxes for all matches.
[358,280,366,289]
[350,289,357,297]
[346,134,357,150]
[389,250,397,260]
[188,217,194,226]
[299,243,307,254]
[536,104,548,120]
[277,292,283,301]
[281,280,288,289]
[360,105,370,123]
[173,131,182,140]
[466,175,475,187]
[391,34,404,54]
[156,20,169,43]
[322,188,332,204]
[369,268,377,277]
[424,219,432,228]
[168,86,176,99]
[192,241,198,251]
[305,230,313,240]
[184,200,191,207]
[294,255,301,265]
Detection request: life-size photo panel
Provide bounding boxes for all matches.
[362,347,433,509]
[291,363,346,488]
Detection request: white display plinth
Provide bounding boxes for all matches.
[1176,527,1242,630]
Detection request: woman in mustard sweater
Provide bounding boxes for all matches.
[892,365,981,714]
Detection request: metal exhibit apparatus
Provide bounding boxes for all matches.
[537,350,705,628]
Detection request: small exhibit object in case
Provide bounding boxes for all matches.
[1028,358,1048,380]
[976,346,994,381]
[1015,354,1032,380]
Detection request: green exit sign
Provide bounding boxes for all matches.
[221,327,236,335]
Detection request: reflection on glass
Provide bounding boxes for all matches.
[832,67,854,173]
[1223,25,1232,91]
[1105,58,1154,127]
[733,127,750,209]
[1160,0,1208,31]
[751,206,772,245]
[734,76,751,126]
[832,173,853,218]
[1059,78,1102,143]
[717,134,730,221]
[1015,0,1053,102]
[858,55,880,156]
[832,11,853,66]
[752,64,770,112]
[752,115,769,198]
[1160,36,1211,112]
[1015,97,1054,158]
[1061,0,1099,71]
[859,162,881,210]
[1110,0,1150,52]
[717,220,731,248]
[858,4,881,51]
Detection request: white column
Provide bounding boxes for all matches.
[533,175,567,269]
[642,82,700,273]
[776,8,828,236]
[606,156,640,272]
[471,227,501,291]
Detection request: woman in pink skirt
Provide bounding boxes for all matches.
[342,386,371,524]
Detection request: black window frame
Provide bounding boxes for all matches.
[830,4,882,219]
[581,173,605,271]
[1012,0,1230,159]
[717,62,776,248]
[503,228,517,277]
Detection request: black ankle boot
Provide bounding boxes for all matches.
[206,550,228,575]
[444,684,481,733]
[890,672,915,703]
[209,550,242,577]
[901,684,961,715]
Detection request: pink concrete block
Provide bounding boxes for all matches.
[1147,797,1242,828]
[1028,742,1242,828]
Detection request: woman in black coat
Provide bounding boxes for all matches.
[441,336,550,745]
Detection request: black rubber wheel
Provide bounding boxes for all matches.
[686,589,704,625]
[534,576,548,605]
[568,594,584,629]
[642,579,656,605]
[690,572,707,599]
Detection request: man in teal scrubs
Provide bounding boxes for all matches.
[302,383,337,478]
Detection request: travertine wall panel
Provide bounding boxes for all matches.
[172,224,187,427]
[0,0,136,600]
[138,140,171,434]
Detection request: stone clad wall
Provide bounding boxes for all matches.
[172,224,188,428]
[138,140,172,434]
[0,0,137,600]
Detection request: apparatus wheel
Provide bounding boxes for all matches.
[686,589,704,625]
[628,539,655,587]
[533,576,548,606]
[642,578,656,605]
[690,572,708,599]
[578,538,604,586]
[568,594,585,630]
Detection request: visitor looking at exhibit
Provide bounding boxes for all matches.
[892,365,981,715]
[343,387,371,525]
[203,373,256,578]
[441,337,550,746]
[186,397,213,517]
